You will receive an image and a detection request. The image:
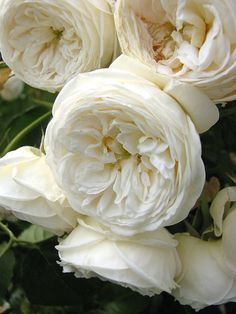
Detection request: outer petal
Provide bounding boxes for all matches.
[210,187,236,237]
[209,186,236,276]
[222,208,236,276]
[57,218,181,296]
[0,146,78,235]
[173,234,236,311]
[111,55,219,133]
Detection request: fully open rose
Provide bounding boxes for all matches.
[0,0,118,92]
[45,67,206,236]
[0,146,78,235]
[57,218,181,296]
[115,0,236,102]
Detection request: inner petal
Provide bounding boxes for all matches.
[8,3,83,82]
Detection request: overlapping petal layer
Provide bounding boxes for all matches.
[0,0,118,91]
[0,146,78,235]
[173,234,236,311]
[45,68,205,236]
[57,217,181,296]
[115,0,236,102]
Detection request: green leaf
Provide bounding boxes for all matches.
[0,242,8,257]
[184,221,200,238]
[20,249,80,305]
[200,193,211,233]
[1,111,51,156]
[19,248,99,307]
[0,249,15,298]
[18,225,53,244]
[94,298,149,314]
[93,285,150,314]
[0,84,55,156]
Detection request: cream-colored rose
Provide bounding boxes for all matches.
[57,217,181,296]
[174,187,236,310]
[210,186,236,276]
[45,66,207,236]
[0,0,118,92]
[172,234,236,311]
[115,0,236,103]
[0,146,79,235]
[0,74,24,101]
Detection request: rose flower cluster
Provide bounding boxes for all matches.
[0,0,236,311]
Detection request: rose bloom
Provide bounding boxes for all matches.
[173,187,236,310]
[115,0,236,103]
[0,0,118,92]
[44,63,214,236]
[0,146,78,235]
[57,217,181,296]
[210,187,236,276]
[172,234,236,311]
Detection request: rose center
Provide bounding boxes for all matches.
[102,135,131,160]
[50,26,64,41]
[147,22,176,62]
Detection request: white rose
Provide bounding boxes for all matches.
[172,234,236,311]
[45,65,208,236]
[115,0,236,103]
[0,0,119,92]
[57,217,181,296]
[0,146,79,235]
[0,74,24,101]
[210,186,236,276]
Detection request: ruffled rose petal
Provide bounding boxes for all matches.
[0,146,79,235]
[57,218,181,296]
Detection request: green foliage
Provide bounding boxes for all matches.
[0,85,54,155]
[0,249,15,302]
[201,101,236,184]
[18,225,53,244]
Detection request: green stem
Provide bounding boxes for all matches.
[200,192,211,233]
[14,240,38,250]
[0,221,16,241]
[221,106,236,117]
[1,111,51,156]
[32,98,53,110]
[184,306,195,314]
[0,222,38,256]
[0,221,16,257]
[184,220,200,238]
